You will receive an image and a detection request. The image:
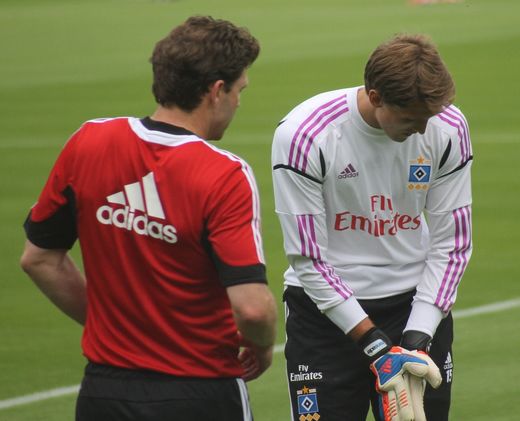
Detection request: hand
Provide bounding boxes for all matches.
[370,346,442,421]
[404,372,426,421]
[399,330,441,421]
[403,349,443,421]
[237,332,274,382]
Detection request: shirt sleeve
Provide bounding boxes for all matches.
[205,158,267,287]
[272,120,367,334]
[406,107,473,336]
[23,131,80,249]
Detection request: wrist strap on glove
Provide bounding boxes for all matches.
[357,327,392,362]
[400,330,432,352]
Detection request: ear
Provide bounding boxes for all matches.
[367,89,384,108]
[208,80,226,104]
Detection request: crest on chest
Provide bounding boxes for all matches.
[407,155,431,191]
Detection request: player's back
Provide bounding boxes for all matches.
[64,117,253,377]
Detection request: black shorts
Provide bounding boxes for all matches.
[76,362,253,421]
[284,286,454,421]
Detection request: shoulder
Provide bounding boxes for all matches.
[68,117,132,143]
[81,116,132,131]
[429,105,472,163]
[273,88,352,155]
[85,116,132,124]
[196,145,260,204]
[199,142,256,181]
[273,89,354,177]
[276,89,351,133]
[430,105,469,136]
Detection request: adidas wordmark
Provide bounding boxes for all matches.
[96,172,178,244]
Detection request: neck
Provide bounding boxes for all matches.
[150,105,210,139]
[357,88,380,129]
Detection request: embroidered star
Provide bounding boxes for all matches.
[417,155,425,164]
[302,385,310,394]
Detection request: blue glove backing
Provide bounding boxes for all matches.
[370,346,442,421]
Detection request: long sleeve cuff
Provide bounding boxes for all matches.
[323,297,368,334]
[404,301,444,337]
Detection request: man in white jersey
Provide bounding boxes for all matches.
[272,34,472,421]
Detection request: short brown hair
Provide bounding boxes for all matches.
[364,34,455,110]
[151,16,260,111]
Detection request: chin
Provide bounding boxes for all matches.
[208,124,229,141]
[206,130,224,141]
[390,136,409,143]
[211,133,224,141]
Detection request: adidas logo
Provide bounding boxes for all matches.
[444,352,453,383]
[381,359,393,374]
[338,163,359,179]
[96,172,178,244]
[443,352,453,370]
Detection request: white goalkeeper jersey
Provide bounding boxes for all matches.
[272,87,473,336]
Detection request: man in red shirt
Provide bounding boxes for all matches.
[21,16,277,421]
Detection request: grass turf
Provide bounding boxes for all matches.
[1,0,519,419]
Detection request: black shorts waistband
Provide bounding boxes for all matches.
[85,362,234,383]
[80,362,241,402]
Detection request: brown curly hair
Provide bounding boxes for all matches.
[151,16,260,111]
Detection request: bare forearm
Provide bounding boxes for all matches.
[30,256,86,325]
[227,283,278,348]
[236,308,277,348]
[232,286,277,381]
[20,241,86,325]
[348,317,376,342]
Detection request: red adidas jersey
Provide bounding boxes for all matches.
[25,117,267,378]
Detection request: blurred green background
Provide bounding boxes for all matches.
[1,0,519,419]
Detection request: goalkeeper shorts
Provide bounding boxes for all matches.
[284,286,453,421]
[75,362,253,421]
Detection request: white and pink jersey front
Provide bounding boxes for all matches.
[272,87,472,336]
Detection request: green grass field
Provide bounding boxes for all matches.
[1,0,519,419]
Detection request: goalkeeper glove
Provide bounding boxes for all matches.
[358,328,442,421]
[400,331,443,421]
[400,330,432,353]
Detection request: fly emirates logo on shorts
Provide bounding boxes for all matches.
[334,194,421,237]
[96,172,178,244]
